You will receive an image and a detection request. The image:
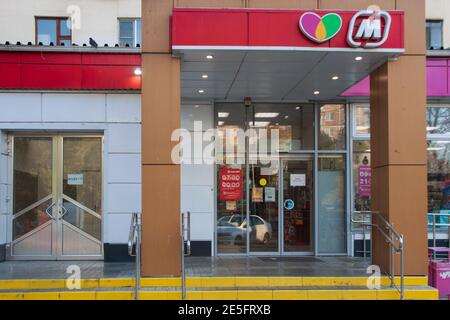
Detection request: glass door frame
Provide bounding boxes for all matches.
[278,154,315,256]
[6,133,105,261]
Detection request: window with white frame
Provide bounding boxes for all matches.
[119,18,141,47]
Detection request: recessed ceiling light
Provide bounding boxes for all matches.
[218,121,225,126]
[295,106,300,110]
[202,74,209,79]
[251,121,271,128]
[198,89,205,94]
[314,91,320,95]
[134,67,142,76]
[355,56,363,61]
[194,105,199,108]
[275,123,280,126]
[206,55,214,60]
[218,112,230,118]
[332,76,339,80]
[255,112,280,118]
[284,115,289,119]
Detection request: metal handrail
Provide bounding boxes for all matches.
[351,211,405,300]
[181,211,191,300]
[427,213,450,260]
[128,212,142,300]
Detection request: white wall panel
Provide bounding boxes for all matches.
[181,186,214,214]
[42,94,106,122]
[106,94,141,123]
[108,153,141,183]
[190,212,214,241]
[181,164,213,186]
[104,213,133,244]
[107,183,141,214]
[0,215,6,244]
[107,123,141,153]
[0,94,42,122]
[181,104,213,131]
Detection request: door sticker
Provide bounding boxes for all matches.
[284,199,295,210]
[290,174,306,187]
[68,174,84,185]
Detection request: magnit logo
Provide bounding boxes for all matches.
[347,8,392,48]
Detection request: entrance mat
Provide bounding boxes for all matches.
[258,257,324,263]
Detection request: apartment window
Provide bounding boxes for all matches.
[119,18,141,47]
[426,20,443,49]
[36,17,71,46]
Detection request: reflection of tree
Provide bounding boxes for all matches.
[427,144,450,211]
[427,108,450,134]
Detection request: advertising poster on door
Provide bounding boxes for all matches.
[220,168,243,201]
[358,165,371,197]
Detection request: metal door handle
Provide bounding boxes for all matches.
[45,202,57,220]
[59,205,68,220]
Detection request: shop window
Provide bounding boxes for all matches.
[317,155,347,254]
[427,106,450,136]
[427,140,450,211]
[119,18,141,47]
[353,141,371,212]
[353,105,370,136]
[319,104,346,150]
[36,17,71,46]
[426,20,443,50]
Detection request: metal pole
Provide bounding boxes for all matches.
[400,244,404,300]
[389,243,395,288]
[181,212,186,300]
[135,212,141,301]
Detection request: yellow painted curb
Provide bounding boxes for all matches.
[0,276,429,290]
[0,288,439,300]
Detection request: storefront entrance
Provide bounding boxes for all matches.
[216,103,348,256]
[8,135,103,260]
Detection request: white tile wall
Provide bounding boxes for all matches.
[181,104,214,130]
[107,183,141,214]
[190,212,214,241]
[0,92,142,246]
[106,94,141,123]
[42,94,106,122]
[181,164,214,186]
[180,103,215,244]
[108,153,141,184]
[0,93,42,122]
[0,215,6,244]
[104,213,133,244]
[107,123,141,153]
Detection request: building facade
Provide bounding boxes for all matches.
[0,1,447,279]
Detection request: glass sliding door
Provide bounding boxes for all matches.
[282,157,314,253]
[317,155,347,254]
[248,161,280,253]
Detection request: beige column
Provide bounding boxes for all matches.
[370,0,428,276]
[141,0,181,277]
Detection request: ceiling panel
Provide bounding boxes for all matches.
[174,49,401,101]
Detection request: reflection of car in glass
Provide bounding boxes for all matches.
[217,215,272,245]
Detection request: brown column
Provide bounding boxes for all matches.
[141,0,181,277]
[370,0,428,275]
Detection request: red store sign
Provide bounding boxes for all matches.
[171,8,404,50]
[219,168,243,201]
